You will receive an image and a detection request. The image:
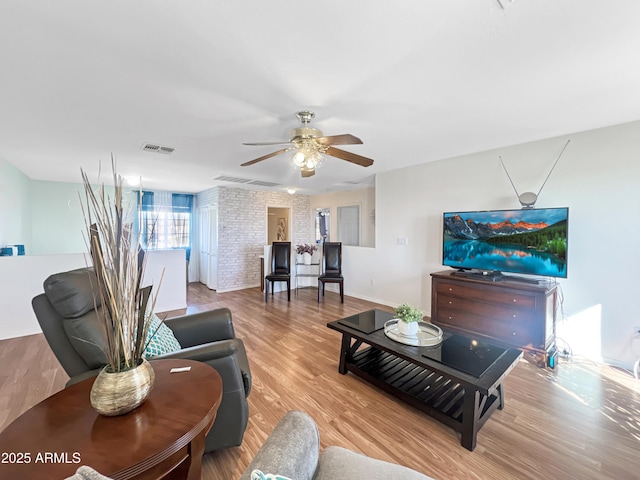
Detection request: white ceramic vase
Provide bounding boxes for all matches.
[303,252,312,265]
[397,319,419,336]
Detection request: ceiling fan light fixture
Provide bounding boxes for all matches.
[290,146,324,171]
[292,150,307,167]
[310,151,325,169]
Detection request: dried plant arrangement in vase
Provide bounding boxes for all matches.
[80,157,163,415]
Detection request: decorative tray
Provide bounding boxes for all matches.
[383,320,443,347]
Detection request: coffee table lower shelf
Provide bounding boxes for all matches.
[346,346,504,451]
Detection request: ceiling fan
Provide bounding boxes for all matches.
[241,110,374,178]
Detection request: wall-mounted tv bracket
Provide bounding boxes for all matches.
[500,139,571,209]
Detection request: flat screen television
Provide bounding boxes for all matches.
[442,207,568,279]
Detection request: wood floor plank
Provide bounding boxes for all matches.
[1,284,639,479]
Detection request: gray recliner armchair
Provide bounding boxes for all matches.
[32,267,252,452]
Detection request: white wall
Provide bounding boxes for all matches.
[143,249,187,312]
[0,248,185,340]
[310,187,376,247]
[30,180,87,254]
[0,253,90,339]
[341,120,640,370]
[0,157,31,251]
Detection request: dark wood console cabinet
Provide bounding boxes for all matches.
[430,270,557,366]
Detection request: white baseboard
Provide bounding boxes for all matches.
[217,283,261,293]
[341,291,396,308]
[601,356,635,373]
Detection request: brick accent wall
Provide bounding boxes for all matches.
[196,186,310,292]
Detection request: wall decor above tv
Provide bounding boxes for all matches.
[442,207,568,279]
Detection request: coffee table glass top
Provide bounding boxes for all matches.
[422,334,507,377]
[337,309,394,334]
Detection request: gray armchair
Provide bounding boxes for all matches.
[32,267,251,452]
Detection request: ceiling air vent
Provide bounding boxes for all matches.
[248,180,281,187]
[213,176,281,188]
[142,143,175,154]
[214,175,252,184]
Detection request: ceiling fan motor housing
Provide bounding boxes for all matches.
[290,126,323,140]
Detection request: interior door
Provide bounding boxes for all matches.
[198,205,218,290]
[198,207,210,287]
[207,205,218,290]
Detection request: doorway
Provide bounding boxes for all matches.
[315,207,330,243]
[267,206,291,244]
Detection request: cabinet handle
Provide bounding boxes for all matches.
[512,332,516,336]
[513,299,517,302]
[513,314,517,318]
[448,301,452,305]
[449,287,453,291]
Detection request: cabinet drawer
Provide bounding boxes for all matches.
[436,281,536,309]
[436,305,543,348]
[436,305,514,339]
[437,293,535,322]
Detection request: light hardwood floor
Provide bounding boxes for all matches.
[1,284,639,479]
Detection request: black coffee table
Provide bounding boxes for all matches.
[327,309,522,451]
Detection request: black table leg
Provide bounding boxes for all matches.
[338,334,351,374]
[496,383,505,410]
[461,389,480,451]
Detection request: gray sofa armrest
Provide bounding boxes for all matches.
[315,447,436,480]
[239,411,320,480]
[153,339,239,362]
[163,307,234,347]
[64,466,113,480]
[153,338,251,396]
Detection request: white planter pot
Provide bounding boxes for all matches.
[397,319,419,336]
[303,252,312,265]
[296,254,304,264]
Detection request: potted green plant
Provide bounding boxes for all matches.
[395,303,424,336]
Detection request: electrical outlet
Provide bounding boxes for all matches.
[634,326,640,337]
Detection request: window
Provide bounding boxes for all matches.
[137,191,194,260]
[140,210,191,249]
[337,205,360,246]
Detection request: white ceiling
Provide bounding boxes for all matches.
[1,1,639,195]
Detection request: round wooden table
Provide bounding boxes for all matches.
[0,359,222,480]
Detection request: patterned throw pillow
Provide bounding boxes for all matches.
[144,314,182,358]
[251,470,292,480]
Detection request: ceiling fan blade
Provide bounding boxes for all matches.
[325,146,374,167]
[314,134,363,146]
[241,148,291,167]
[301,167,315,178]
[243,141,294,146]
